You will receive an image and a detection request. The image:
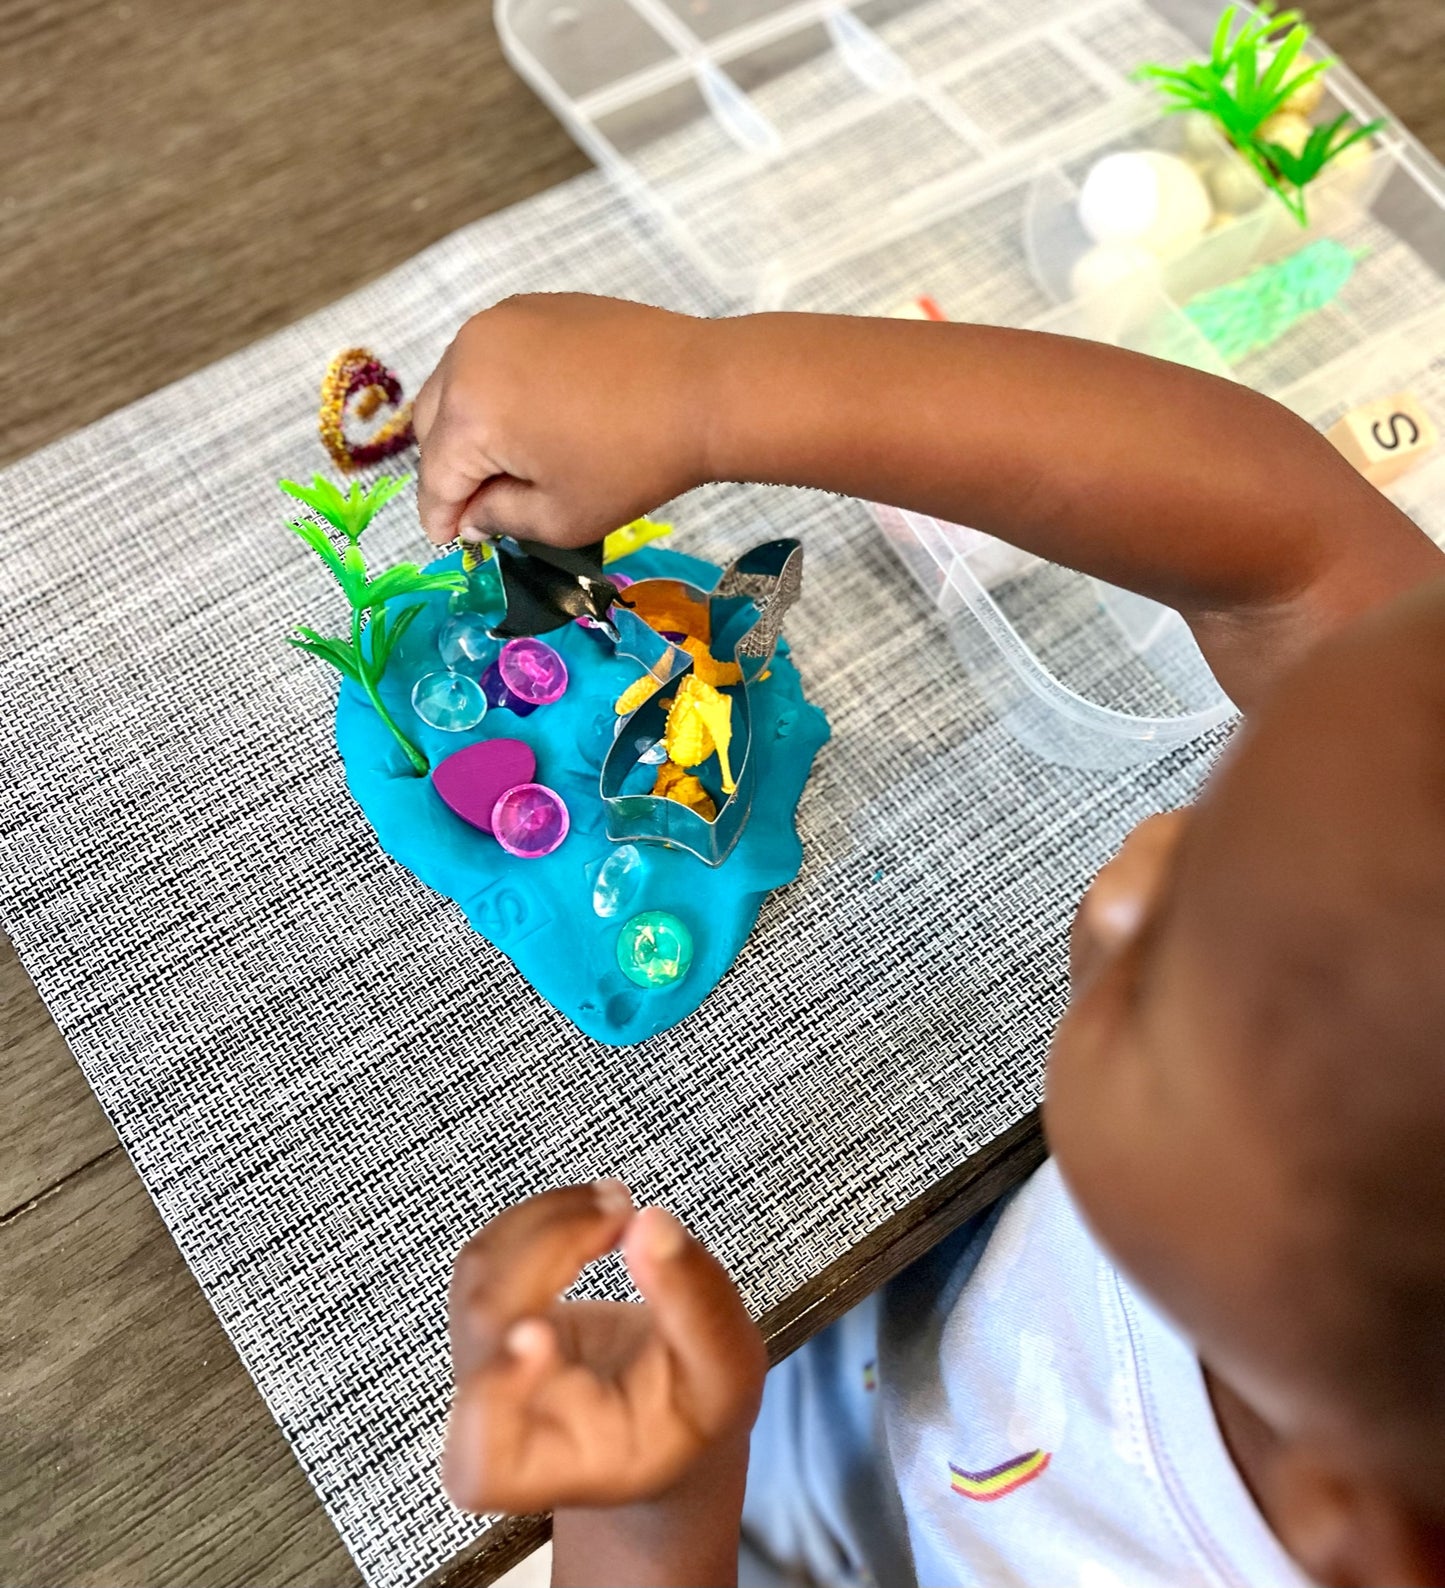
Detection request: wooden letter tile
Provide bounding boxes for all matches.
[1326,391,1438,487]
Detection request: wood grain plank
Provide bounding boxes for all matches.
[0,1149,362,1588]
[0,0,589,468]
[0,935,118,1217]
[1,1,1441,1586]
[1312,0,1445,158]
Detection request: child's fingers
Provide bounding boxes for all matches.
[447,1350,639,1513]
[442,1321,562,1512]
[450,1181,634,1376]
[416,409,501,546]
[413,366,440,446]
[457,474,542,543]
[622,1207,766,1430]
[461,478,621,551]
[441,1375,504,1512]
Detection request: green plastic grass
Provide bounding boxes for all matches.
[1183,236,1358,359]
[1136,4,1382,225]
[281,474,466,776]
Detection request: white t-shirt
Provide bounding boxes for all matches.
[743,1160,1309,1588]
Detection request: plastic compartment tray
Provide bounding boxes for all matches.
[498,0,1445,767]
[496,0,1243,298]
[873,505,1237,769]
[771,111,1445,765]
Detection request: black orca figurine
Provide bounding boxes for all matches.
[487,536,624,640]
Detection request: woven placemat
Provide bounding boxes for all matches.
[0,169,1220,1587]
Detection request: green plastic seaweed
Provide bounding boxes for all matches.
[1135,4,1383,225]
[1182,237,1358,360]
[281,474,466,776]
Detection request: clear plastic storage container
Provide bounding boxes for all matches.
[497,0,1445,767]
[873,504,1236,770]
[495,0,1245,298]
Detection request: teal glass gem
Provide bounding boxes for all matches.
[617,910,694,989]
[467,555,504,609]
[447,554,505,618]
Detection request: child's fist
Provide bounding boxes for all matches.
[414,294,716,551]
[442,1181,767,1515]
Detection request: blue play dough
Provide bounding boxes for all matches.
[336,546,830,1045]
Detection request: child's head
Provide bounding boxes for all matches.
[1044,578,1445,1586]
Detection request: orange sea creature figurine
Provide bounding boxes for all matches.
[625,582,711,644]
[652,760,717,821]
[679,636,743,688]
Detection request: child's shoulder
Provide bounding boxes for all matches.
[877,1160,1308,1585]
[881,1160,1089,1349]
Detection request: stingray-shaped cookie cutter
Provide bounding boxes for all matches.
[599,539,804,866]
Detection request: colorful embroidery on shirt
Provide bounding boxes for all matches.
[862,1359,877,1392]
[948,1450,1051,1501]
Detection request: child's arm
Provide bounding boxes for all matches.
[414,294,1444,709]
[443,1184,766,1588]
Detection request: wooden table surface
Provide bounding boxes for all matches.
[2,2,1442,1584]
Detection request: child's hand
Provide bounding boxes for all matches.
[442,1181,767,1515]
[414,294,715,550]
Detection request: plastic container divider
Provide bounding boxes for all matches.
[496,0,1221,295]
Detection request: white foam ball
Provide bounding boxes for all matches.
[1068,243,1161,298]
[1078,150,1213,253]
[1179,111,1224,160]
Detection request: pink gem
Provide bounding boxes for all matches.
[498,638,569,705]
[432,738,537,833]
[491,783,570,859]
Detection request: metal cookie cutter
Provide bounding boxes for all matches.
[600,539,804,866]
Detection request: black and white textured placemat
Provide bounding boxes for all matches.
[0,171,1220,1587]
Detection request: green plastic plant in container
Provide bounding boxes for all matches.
[1137,4,1383,225]
[281,473,466,775]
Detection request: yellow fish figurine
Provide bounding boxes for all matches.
[603,517,674,563]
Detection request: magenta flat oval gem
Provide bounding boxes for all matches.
[491,782,570,858]
[432,738,537,834]
[498,638,569,706]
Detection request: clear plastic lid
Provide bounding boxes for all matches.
[495,0,1245,295]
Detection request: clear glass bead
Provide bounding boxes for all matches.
[436,611,498,675]
[592,844,644,919]
[411,669,488,732]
